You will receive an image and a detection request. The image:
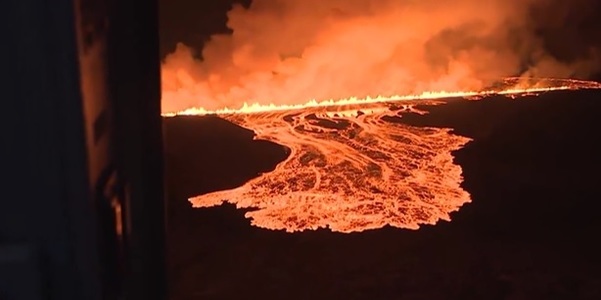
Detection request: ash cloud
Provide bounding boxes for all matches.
[161,0,600,112]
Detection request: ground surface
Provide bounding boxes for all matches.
[164,90,601,300]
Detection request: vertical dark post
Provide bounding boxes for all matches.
[106,0,167,299]
[1,0,103,299]
[1,0,166,298]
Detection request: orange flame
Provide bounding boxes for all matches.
[162,77,601,116]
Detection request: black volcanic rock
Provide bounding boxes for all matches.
[164,90,601,300]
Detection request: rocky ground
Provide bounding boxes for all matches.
[164,89,601,300]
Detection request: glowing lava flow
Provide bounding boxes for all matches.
[189,104,471,232]
[168,77,601,233]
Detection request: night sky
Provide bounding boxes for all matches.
[159,0,250,58]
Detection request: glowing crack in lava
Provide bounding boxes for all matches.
[165,78,601,233]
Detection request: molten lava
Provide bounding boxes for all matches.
[165,78,601,233]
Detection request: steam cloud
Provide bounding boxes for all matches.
[161,0,600,113]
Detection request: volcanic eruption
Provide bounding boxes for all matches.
[161,0,601,232]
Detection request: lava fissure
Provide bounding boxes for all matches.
[162,78,601,117]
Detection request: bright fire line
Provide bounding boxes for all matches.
[161,77,601,117]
